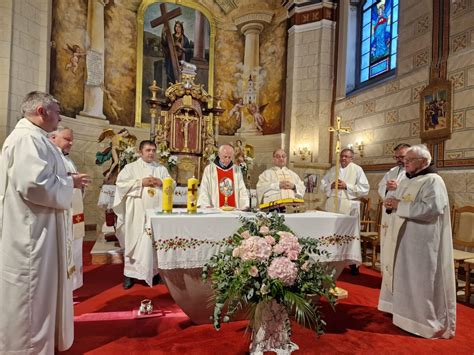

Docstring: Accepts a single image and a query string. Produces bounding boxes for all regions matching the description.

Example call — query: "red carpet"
[63,242,474,354]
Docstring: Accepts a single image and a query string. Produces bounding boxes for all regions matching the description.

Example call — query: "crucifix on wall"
[150,3,182,84]
[172,108,199,153]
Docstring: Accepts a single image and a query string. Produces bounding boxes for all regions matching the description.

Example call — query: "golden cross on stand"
[328,116,351,213]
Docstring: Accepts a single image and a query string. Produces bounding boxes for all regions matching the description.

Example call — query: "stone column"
[79,0,106,119]
[284,0,337,165]
[241,23,264,78]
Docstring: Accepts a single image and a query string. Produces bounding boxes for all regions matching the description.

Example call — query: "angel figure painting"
[228,98,244,127]
[96,128,138,184]
[248,103,267,134]
[64,44,86,74]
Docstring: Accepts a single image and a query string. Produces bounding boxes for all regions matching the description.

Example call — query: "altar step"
[90,232,124,265]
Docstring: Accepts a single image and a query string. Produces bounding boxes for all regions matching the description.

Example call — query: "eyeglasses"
[404,158,423,163]
[393,155,405,160]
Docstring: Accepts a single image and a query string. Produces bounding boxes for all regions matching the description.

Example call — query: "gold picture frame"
[135,0,216,128]
[419,79,452,144]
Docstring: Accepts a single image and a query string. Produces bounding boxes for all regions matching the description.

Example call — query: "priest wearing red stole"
[198,144,249,209]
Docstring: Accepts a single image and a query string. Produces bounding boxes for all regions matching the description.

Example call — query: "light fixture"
[355,141,364,157]
[293,146,312,161]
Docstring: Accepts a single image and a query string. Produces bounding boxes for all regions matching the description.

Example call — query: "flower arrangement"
[202,212,336,339]
[156,141,177,172]
[119,146,139,167]
[167,154,178,171]
[239,155,254,179]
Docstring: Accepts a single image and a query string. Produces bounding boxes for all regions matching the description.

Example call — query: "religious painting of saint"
[370,0,392,64]
[135,1,215,127]
[419,79,452,144]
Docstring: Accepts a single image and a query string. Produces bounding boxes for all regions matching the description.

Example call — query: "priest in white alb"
[0,91,90,354]
[113,140,173,289]
[198,144,249,209]
[320,148,369,216]
[256,149,305,204]
[379,144,456,339]
[49,127,85,290]
[377,143,409,293]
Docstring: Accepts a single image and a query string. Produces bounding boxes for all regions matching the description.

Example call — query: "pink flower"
[277,231,294,239]
[241,230,251,239]
[301,261,310,271]
[264,235,276,245]
[240,236,272,261]
[268,257,298,286]
[287,250,299,261]
[249,266,259,277]
[232,247,241,258]
[275,232,302,260]
[273,244,284,254]
[259,226,270,235]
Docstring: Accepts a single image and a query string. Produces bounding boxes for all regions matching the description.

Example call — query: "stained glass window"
[360,0,399,84]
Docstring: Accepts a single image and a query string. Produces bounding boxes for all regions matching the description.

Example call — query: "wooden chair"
[360,198,383,269]
[451,205,474,302]
[463,258,474,304]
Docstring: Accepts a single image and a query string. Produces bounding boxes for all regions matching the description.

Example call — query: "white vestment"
[113,159,171,286]
[0,119,75,354]
[378,173,456,339]
[197,163,250,209]
[320,162,369,216]
[377,165,407,285]
[256,166,305,204]
[60,152,85,291]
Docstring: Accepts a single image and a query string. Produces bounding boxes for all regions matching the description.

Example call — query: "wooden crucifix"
[328,116,351,213]
[150,3,181,83]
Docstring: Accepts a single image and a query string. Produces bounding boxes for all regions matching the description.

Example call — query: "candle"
[162,177,174,213]
[187,177,198,213]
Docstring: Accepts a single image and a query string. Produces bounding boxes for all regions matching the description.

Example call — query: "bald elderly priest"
[198,144,249,209]
[256,149,305,204]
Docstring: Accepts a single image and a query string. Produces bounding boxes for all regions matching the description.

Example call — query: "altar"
[147,209,360,324]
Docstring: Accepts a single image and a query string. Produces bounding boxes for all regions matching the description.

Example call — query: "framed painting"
[419,79,452,144]
[135,0,215,127]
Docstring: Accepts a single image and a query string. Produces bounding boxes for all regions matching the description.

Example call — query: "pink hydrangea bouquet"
[202,212,336,338]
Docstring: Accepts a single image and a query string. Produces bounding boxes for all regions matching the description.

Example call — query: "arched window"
[359,0,399,85]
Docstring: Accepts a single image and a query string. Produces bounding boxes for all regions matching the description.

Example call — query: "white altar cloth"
[146,209,360,324]
[148,209,360,270]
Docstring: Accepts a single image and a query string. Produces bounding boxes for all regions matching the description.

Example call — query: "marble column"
[241,23,264,78]
[79,0,106,119]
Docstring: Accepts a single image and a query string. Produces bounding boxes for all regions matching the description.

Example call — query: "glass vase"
[249,299,299,355]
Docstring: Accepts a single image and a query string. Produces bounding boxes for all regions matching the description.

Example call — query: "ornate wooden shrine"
[153,64,222,185]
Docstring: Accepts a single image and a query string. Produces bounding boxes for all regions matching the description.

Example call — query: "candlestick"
[187,177,198,214]
[162,177,174,213]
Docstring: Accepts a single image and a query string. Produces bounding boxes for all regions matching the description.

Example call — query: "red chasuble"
[216,166,236,207]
